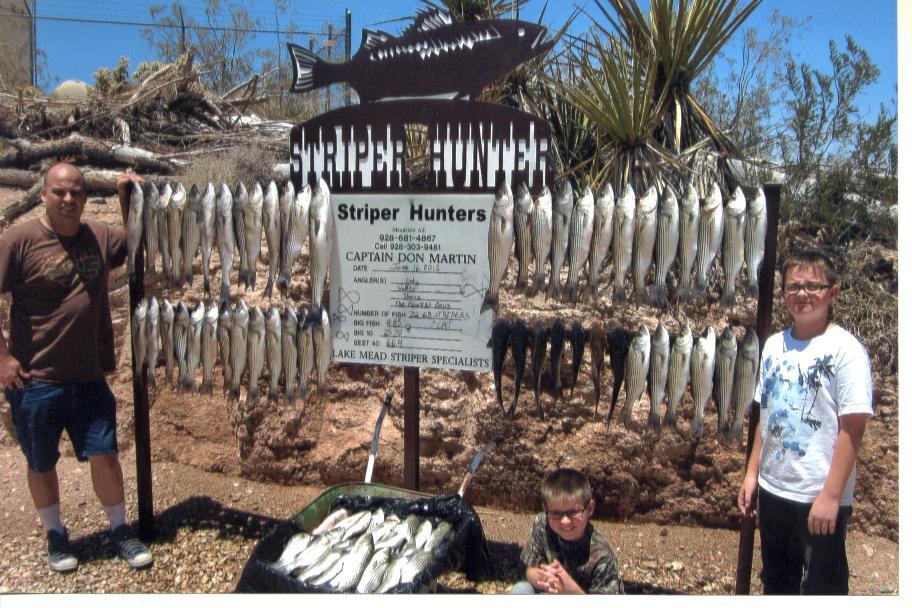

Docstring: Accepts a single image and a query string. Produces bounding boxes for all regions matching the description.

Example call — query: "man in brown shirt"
[0,163,153,572]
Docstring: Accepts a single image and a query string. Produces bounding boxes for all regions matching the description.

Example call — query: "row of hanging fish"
[483,180,767,310]
[130,296,332,402]
[272,507,452,593]
[125,177,334,305]
[489,317,761,443]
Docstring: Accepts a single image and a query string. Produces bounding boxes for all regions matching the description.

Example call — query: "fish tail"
[287,43,327,93]
[720,291,736,308]
[690,417,704,440]
[201,381,212,394]
[746,282,759,298]
[263,278,274,298]
[480,292,497,314]
[219,282,231,307]
[652,284,667,306]
[277,270,292,292]
[662,407,676,427]
[648,411,661,432]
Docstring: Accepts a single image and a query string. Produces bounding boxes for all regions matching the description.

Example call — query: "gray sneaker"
[110,524,154,569]
[47,528,78,572]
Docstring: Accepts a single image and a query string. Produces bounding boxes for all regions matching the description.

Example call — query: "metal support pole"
[127,250,155,541]
[403,366,419,490]
[345,9,352,106]
[734,182,781,594]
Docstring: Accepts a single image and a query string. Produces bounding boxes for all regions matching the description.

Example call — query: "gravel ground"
[0,444,898,596]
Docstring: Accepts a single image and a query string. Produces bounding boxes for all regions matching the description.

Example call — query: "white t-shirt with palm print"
[753,325,873,506]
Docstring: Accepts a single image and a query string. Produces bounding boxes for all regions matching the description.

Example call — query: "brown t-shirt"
[0,218,127,381]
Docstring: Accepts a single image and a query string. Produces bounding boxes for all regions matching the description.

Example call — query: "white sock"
[103,502,126,531]
[37,503,64,534]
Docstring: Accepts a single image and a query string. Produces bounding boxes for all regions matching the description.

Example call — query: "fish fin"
[287,43,324,93]
[220,282,231,307]
[648,412,661,432]
[403,9,453,36]
[690,418,704,440]
[746,283,759,298]
[720,291,735,308]
[263,278,274,298]
[361,28,392,50]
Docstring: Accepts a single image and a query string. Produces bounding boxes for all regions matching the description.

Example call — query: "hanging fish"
[186,301,205,391]
[652,185,679,305]
[312,306,332,392]
[489,318,512,414]
[173,301,190,391]
[568,320,588,399]
[229,299,250,401]
[647,323,670,431]
[713,325,738,437]
[200,182,217,298]
[695,182,723,299]
[265,305,283,401]
[586,183,614,300]
[126,181,144,279]
[663,325,693,427]
[246,305,266,402]
[130,297,148,382]
[549,317,566,400]
[281,306,299,403]
[530,321,549,419]
[689,325,716,440]
[728,328,760,445]
[297,305,315,397]
[217,302,233,391]
[721,187,747,307]
[549,181,573,300]
[233,182,250,288]
[182,183,203,285]
[606,326,632,428]
[620,324,650,427]
[508,318,529,417]
[262,181,281,297]
[513,183,533,290]
[157,182,172,281]
[744,186,767,298]
[674,182,700,301]
[201,301,219,394]
[482,182,514,313]
[279,180,295,272]
[142,182,160,280]
[167,182,186,287]
[564,186,595,303]
[243,182,264,290]
[589,321,606,413]
[215,183,235,305]
[145,296,160,388]
[160,298,175,385]
[529,186,552,297]
[280,185,312,292]
[632,185,658,302]
[310,178,334,306]
[612,183,636,303]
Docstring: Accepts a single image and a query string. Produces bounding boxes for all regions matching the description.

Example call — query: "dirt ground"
[0,183,900,595]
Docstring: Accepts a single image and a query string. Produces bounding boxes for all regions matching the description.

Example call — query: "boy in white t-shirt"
[737,249,873,594]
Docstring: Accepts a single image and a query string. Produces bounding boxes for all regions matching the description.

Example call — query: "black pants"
[758,487,852,594]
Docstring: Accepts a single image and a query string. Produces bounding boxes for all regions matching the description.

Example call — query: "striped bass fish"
[279,181,295,272]
[157,182,172,280]
[145,296,159,388]
[689,325,716,440]
[229,299,249,401]
[529,186,552,296]
[563,185,595,303]
[549,181,573,299]
[142,182,160,279]
[620,324,650,427]
[530,321,548,419]
[663,325,692,427]
[185,301,205,391]
[279,184,311,292]
[513,183,533,289]
[589,322,606,413]
[297,306,315,397]
[200,182,217,297]
[652,185,679,305]
[281,306,299,403]
[313,306,332,392]
[167,182,186,287]
[612,183,636,302]
[182,183,203,285]
[721,187,747,307]
[586,183,614,300]
[247,305,266,402]
[489,319,511,414]
[173,301,190,390]
[243,182,264,290]
[694,182,723,299]
[217,302,232,391]
[674,182,700,300]
[233,182,249,289]
[481,181,514,312]
[200,301,219,394]
[647,322,670,431]
[130,298,147,382]
[215,183,235,305]
[265,305,283,401]
[744,186,767,297]
[160,298,175,384]
[713,326,738,437]
[126,181,144,279]
[262,181,281,297]
[632,185,658,302]
[728,328,760,445]
[355,547,392,593]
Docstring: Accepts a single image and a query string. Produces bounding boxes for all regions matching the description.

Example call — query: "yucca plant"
[420,0,529,21]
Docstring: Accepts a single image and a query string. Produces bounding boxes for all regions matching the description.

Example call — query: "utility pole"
[345,9,352,106]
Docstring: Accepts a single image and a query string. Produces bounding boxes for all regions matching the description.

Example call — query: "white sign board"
[329,194,495,372]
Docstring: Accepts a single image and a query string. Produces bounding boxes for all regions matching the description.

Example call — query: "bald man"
[0,163,153,572]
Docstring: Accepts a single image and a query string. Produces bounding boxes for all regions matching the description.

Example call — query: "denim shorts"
[5,379,118,472]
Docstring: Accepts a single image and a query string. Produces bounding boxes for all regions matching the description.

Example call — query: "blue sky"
[32,0,897,120]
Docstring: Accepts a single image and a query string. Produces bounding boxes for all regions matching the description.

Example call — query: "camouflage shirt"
[519,512,624,594]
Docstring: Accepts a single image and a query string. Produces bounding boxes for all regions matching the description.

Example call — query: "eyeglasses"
[546,507,587,521]
[784,283,832,295]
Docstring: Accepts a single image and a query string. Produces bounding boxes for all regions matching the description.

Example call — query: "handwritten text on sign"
[329,194,494,372]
